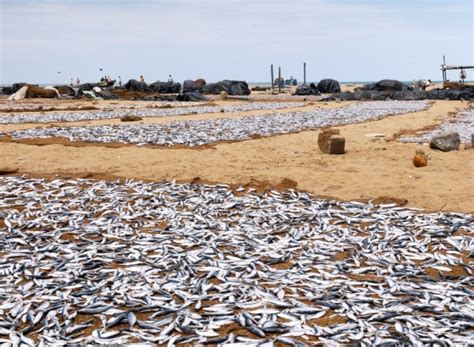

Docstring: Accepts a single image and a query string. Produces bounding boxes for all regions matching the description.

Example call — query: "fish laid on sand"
[0,176,472,345]
[3,101,429,146]
[0,102,304,124]
[400,108,473,144]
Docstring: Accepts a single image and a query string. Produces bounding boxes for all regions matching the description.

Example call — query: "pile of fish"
[400,108,474,144]
[0,176,472,345]
[0,101,204,113]
[0,102,304,124]
[3,101,429,146]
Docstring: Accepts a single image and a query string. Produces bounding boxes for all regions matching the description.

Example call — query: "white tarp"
[7,86,29,101]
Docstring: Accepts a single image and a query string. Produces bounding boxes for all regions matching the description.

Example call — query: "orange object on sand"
[413,150,428,167]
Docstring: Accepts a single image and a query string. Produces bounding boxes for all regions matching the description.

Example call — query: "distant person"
[460,69,466,83]
[70,78,73,87]
[139,75,145,83]
[414,79,431,91]
[118,76,122,87]
[76,78,80,85]
[168,74,173,83]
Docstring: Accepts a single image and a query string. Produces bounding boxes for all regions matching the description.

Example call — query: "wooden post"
[270,64,274,93]
[278,66,282,94]
[303,62,307,85]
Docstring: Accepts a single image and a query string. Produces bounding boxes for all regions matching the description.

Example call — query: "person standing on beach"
[118,76,122,87]
[168,75,173,83]
[140,75,145,83]
[460,69,466,83]
[70,78,73,87]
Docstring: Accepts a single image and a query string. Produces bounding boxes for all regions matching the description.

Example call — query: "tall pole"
[442,55,447,83]
[271,64,274,93]
[278,66,282,94]
[303,62,307,85]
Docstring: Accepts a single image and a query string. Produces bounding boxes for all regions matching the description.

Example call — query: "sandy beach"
[1,97,472,213]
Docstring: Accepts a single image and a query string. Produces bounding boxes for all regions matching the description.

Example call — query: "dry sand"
[0,98,472,213]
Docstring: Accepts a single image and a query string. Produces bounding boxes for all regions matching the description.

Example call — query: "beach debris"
[0,101,304,124]
[317,79,341,93]
[120,115,143,122]
[412,150,428,167]
[3,101,429,147]
[318,128,345,154]
[430,132,461,152]
[0,176,472,345]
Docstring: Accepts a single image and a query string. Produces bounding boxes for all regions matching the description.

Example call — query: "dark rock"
[430,133,461,152]
[202,80,250,95]
[124,79,150,92]
[149,81,181,93]
[361,79,412,92]
[183,79,207,93]
[317,79,341,93]
[176,92,208,101]
[294,84,320,96]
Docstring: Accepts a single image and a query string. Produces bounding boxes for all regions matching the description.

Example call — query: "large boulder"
[294,83,320,96]
[430,133,461,152]
[124,79,150,92]
[183,79,207,93]
[317,79,341,93]
[362,79,412,92]
[149,81,181,93]
[202,80,250,95]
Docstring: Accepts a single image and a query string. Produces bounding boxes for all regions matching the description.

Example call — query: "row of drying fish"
[3,101,429,146]
[0,101,204,113]
[400,108,473,144]
[0,102,304,124]
[0,176,472,345]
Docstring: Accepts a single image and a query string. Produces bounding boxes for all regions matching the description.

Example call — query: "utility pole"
[270,64,274,93]
[303,62,307,85]
[278,66,282,94]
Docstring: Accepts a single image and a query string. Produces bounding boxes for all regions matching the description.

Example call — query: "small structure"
[441,55,473,83]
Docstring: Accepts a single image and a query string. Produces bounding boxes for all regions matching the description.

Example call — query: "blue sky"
[0,0,472,84]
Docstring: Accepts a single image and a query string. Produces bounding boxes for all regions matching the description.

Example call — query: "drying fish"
[0,176,472,345]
